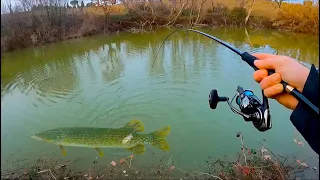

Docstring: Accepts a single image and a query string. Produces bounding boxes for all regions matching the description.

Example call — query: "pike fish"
[31,120,171,157]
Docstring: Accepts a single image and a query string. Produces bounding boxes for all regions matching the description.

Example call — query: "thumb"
[254,58,280,70]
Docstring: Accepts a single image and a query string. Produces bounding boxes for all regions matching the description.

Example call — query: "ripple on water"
[4,80,18,93]
[49,89,74,99]
[87,76,190,125]
[2,28,318,175]
[32,86,76,107]
[91,91,151,124]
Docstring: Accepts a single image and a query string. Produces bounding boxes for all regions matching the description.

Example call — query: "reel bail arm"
[209,86,271,132]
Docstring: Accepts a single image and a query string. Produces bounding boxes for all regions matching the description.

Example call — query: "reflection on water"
[1,27,319,176]
[1,28,318,99]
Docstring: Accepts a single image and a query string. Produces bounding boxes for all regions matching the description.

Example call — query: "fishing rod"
[152,28,319,132]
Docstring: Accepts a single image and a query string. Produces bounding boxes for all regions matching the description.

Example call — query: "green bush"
[228,7,247,26]
[181,8,193,16]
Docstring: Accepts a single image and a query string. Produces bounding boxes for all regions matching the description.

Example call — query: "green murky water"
[1,27,319,177]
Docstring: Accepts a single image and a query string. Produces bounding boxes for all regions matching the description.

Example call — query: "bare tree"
[5,0,14,13]
[245,0,255,25]
[18,0,36,11]
[213,1,228,26]
[274,0,284,8]
[194,0,208,25]
[165,0,187,26]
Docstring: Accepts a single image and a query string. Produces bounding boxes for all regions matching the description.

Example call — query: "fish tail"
[149,126,171,151]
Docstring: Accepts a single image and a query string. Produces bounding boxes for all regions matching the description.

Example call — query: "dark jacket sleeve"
[290,64,319,155]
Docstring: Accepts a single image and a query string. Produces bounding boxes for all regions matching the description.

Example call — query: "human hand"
[253,53,310,110]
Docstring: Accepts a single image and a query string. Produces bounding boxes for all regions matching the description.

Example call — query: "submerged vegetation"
[1,0,319,53]
[2,132,318,180]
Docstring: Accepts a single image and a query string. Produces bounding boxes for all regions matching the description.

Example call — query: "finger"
[253,69,268,83]
[252,53,278,60]
[263,83,284,98]
[254,58,281,70]
[273,93,298,110]
[260,73,282,90]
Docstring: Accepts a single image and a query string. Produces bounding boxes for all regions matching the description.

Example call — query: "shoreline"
[2,134,317,180]
[1,1,318,53]
[1,23,317,54]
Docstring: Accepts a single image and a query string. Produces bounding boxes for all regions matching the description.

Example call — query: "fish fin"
[150,126,171,151]
[123,120,145,132]
[94,148,104,157]
[126,144,145,155]
[59,145,67,156]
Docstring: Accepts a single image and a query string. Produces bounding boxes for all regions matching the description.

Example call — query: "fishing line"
[151,28,250,91]
[151,28,242,72]
[151,29,184,71]
[150,28,319,116]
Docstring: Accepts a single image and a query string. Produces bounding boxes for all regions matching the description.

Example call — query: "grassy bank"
[2,132,317,180]
[1,0,319,53]
[2,133,317,180]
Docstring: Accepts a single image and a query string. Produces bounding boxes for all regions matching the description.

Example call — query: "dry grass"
[1,155,177,180]
[1,0,318,53]
[2,133,316,180]
[84,5,127,16]
[211,0,275,17]
[203,132,313,180]
[271,1,319,34]
[163,0,275,17]
[82,0,276,18]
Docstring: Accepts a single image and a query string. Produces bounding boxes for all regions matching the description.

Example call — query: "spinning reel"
[157,29,318,132]
[209,87,271,132]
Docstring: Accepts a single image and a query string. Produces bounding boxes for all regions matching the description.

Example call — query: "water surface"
[1,27,319,177]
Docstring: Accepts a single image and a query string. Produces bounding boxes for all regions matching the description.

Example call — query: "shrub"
[181,8,193,16]
[228,7,247,26]
[272,0,319,35]
[108,4,126,14]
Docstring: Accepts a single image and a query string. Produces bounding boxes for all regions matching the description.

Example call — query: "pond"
[1,27,319,178]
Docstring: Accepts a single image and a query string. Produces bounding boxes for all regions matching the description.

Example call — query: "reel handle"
[209,89,228,109]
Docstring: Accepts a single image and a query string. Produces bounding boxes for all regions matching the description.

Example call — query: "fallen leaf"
[264,155,271,160]
[300,162,308,167]
[242,166,250,176]
[297,142,304,146]
[261,148,267,153]
[120,159,126,164]
[296,160,301,164]
[169,165,175,171]
[110,161,116,166]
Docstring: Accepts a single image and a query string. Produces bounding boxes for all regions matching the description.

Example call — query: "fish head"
[31,131,55,143]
